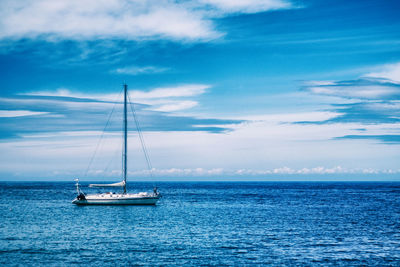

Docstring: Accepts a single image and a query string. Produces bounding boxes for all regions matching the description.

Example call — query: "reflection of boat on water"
[72,84,161,205]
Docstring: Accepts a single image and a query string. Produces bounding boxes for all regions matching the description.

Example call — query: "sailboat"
[72,84,161,205]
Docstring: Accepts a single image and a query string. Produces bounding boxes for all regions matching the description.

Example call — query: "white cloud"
[77,166,400,178]
[0,110,49,117]
[306,83,400,100]
[151,100,198,112]
[131,84,208,111]
[199,0,292,13]
[234,166,396,175]
[0,0,292,42]
[364,62,400,83]
[113,65,169,75]
[26,88,78,98]
[91,165,397,177]
[0,0,218,41]
[236,111,342,123]
[131,84,209,99]
[130,167,224,176]
[304,80,336,86]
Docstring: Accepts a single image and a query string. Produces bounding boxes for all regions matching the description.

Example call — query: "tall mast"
[123,84,128,194]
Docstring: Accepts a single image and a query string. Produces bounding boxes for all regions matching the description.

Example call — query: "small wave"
[233,249,248,254]
[220,246,238,249]
[2,237,20,241]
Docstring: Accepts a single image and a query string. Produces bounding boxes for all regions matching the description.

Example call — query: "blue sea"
[0,181,399,266]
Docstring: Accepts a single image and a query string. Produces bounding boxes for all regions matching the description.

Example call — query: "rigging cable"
[127,93,154,178]
[84,88,123,177]
[104,141,122,176]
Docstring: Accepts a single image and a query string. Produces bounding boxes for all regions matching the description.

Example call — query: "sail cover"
[89,180,125,188]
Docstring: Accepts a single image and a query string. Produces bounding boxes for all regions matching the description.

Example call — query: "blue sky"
[1,0,400,181]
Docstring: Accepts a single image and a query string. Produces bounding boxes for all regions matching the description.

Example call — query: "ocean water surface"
[0,181,399,266]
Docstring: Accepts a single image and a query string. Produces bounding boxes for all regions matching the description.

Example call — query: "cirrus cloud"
[113,65,170,75]
[304,78,400,101]
[300,62,400,143]
[304,62,400,101]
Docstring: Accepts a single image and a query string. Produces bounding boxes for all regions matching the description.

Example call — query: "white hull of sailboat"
[72,193,160,205]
